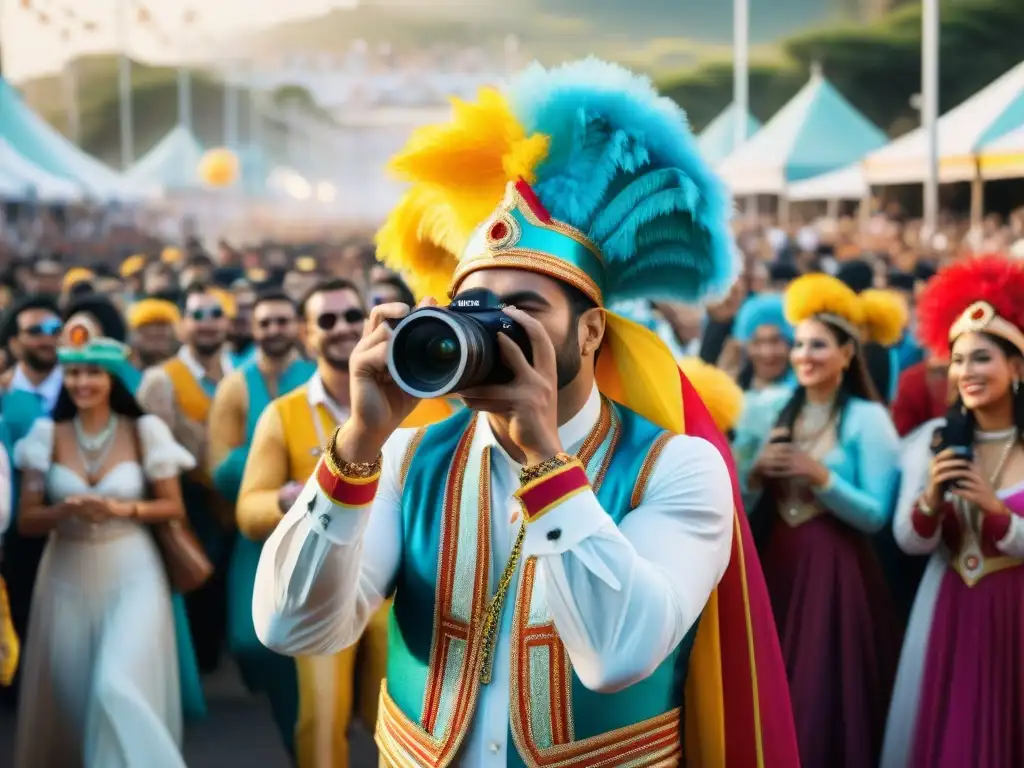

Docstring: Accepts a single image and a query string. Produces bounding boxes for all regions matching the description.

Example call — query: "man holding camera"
[254,60,797,767]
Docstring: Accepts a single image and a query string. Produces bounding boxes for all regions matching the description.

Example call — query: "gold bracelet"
[519,452,574,484]
[917,495,935,516]
[324,426,383,480]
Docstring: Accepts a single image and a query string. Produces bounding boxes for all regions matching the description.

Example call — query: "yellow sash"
[163,357,213,425]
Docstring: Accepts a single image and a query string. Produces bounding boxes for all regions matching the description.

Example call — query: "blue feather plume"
[507,58,737,304]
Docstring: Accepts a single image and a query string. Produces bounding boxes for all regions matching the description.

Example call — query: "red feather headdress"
[916,255,1024,358]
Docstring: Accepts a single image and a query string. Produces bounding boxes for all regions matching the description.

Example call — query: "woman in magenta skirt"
[884,255,1024,767]
[733,273,902,767]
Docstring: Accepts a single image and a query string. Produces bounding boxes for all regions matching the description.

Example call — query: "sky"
[1,0,356,81]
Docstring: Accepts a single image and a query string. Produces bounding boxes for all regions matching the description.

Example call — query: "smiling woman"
[885,256,1024,768]
[732,272,902,768]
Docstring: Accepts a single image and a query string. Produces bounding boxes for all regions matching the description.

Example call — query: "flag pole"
[922,0,939,236]
[117,0,134,168]
[733,0,753,219]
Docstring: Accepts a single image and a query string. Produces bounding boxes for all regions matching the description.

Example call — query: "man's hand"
[336,298,438,463]
[460,306,563,465]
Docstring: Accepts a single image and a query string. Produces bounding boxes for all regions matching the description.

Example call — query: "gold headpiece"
[950,301,1024,355]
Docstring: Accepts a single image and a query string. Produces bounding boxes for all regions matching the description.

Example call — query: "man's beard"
[259,336,294,360]
[321,350,350,371]
[554,327,583,390]
[23,349,57,373]
[193,340,223,358]
[138,348,170,368]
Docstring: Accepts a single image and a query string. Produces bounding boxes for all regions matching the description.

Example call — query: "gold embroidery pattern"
[509,567,682,766]
[415,421,492,765]
[400,427,428,488]
[629,432,672,509]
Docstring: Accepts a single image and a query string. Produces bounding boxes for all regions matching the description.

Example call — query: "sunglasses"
[258,316,294,330]
[22,319,63,337]
[187,307,224,321]
[316,309,365,330]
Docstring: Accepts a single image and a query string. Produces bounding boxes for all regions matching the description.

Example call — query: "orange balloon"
[198,148,240,188]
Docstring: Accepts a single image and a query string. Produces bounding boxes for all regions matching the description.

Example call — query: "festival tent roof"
[787,163,867,201]
[864,60,1024,185]
[0,77,134,200]
[125,125,205,194]
[0,138,80,200]
[978,124,1024,180]
[698,103,761,166]
[717,68,887,196]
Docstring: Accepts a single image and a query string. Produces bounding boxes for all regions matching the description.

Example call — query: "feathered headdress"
[678,358,745,433]
[916,255,1024,357]
[377,58,735,307]
[734,293,793,345]
[859,288,908,347]
[784,272,864,341]
[376,58,798,768]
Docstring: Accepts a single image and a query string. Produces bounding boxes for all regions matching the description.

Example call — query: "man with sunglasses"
[208,290,314,737]
[0,296,64,412]
[0,296,52,705]
[138,283,236,673]
[237,278,449,765]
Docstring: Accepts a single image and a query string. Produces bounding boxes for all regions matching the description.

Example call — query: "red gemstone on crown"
[971,307,985,320]
[489,221,509,241]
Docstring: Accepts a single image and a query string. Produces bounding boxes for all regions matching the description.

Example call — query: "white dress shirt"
[177,345,234,389]
[9,365,63,413]
[253,384,734,766]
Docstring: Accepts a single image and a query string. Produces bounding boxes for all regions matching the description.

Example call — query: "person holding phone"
[733,272,902,768]
[883,256,1024,768]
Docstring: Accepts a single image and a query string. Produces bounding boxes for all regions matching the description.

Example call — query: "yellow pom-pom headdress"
[678,358,744,433]
[127,299,182,329]
[120,254,146,279]
[784,273,864,341]
[859,288,908,347]
[62,268,94,293]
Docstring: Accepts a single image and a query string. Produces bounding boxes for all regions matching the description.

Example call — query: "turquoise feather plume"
[507,57,737,304]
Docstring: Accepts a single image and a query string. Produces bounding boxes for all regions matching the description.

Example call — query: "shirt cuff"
[520,487,611,558]
[306,457,377,546]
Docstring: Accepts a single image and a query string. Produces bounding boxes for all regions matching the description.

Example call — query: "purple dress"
[885,437,1024,768]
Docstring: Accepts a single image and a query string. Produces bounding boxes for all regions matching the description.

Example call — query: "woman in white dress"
[12,335,198,768]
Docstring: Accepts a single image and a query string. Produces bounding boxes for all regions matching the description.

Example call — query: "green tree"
[661,0,1024,136]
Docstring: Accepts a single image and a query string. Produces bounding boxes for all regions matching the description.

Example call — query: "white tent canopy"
[125,125,205,196]
[978,124,1024,180]
[864,60,1024,185]
[0,138,80,200]
[718,69,886,196]
[787,163,867,201]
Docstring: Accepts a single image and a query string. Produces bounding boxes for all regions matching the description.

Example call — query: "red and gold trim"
[315,456,380,508]
[508,563,682,766]
[515,460,591,523]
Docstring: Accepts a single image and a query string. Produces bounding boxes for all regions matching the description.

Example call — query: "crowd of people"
[1,57,1024,768]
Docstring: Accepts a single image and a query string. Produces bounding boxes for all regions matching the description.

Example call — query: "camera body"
[387,288,533,398]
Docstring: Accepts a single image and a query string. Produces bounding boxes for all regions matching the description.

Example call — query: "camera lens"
[388,309,492,397]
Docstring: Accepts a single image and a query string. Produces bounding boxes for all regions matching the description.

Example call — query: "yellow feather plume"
[375,87,550,299]
[859,288,908,347]
[784,273,864,329]
[678,358,745,433]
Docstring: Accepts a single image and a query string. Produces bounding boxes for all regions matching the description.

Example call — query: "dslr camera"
[387,288,533,398]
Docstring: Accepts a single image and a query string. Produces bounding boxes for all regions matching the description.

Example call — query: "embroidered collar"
[476,383,602,468]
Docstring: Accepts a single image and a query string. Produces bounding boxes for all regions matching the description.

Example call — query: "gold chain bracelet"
[519,452,573,484]
[324,426,382,479]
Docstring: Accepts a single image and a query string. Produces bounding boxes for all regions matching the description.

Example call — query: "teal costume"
[220,356,313,750]
[385,403,700,765]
